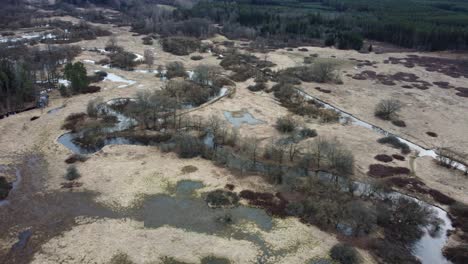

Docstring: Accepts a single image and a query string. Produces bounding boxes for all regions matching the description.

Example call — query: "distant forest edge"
[54,0,468,51]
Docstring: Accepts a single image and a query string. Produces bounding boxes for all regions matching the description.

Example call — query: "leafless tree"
[143,49,154,69]
[375,99,402,120]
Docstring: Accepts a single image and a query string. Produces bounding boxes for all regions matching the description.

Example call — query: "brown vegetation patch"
[315,87,331,94]
[426,131,438,137]
[61,112,87,131]
[392,154,405,161]
[428,189,456,205]
[455,87,468,98]
[443,246,468,264]
[391,120,406,127]
[224,184,235,191]
[239,190,288,217]
[352,70,430,88]
[60,182,83,189]
[388,55,468,79]
[367,164,410,178]
[433,81,453,89]
[374,154,393,163]
[64,154,88,164]
[181,165,198,174]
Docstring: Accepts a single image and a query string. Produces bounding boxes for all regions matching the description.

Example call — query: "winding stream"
[296,89,467,172]
[57,101,453,264]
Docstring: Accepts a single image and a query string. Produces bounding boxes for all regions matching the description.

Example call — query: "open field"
[1,6,468,264]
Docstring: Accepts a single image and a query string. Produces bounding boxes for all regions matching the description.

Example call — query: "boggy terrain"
[1,6,468,264]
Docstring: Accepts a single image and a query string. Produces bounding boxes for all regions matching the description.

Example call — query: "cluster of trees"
[0,44,82,115]
[63,62,90,94]
[0,59,35,115]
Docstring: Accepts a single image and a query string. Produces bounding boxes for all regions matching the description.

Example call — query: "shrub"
[142,36,153,45]
[0,177,12,200]
[330,244,360,264]
[181,165,198,174]
[81,85,101,94]
[65,154,88,164]
[62,112,87,131]
[247,82,267,92]
[205,190,239,208]
[375,99,402,120]
[367,164,410,178]
[374,154,393,163]
[190,55,203,61]
[299,128,318,138]
[166,62,187,79]
[200,256,231,264]
[109,51,137,70]
[276,116,297,133]
[173,133,204,158]
[392,154,405,161]
[319,108,340,123]
[64,165,80,181]
[59,84,70,97]
[161,37,201,55]
[377,136,410,154]
[428,189,456,205]
[86,97,103,118]
[108,252,134,264]
[160,256,190,264]
[391,119,406,127]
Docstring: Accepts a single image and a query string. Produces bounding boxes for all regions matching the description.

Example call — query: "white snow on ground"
[58,79,71,87]
[0,33,56,43]
[83,60,95,64]
[103,73,136,88]
[134,53,144,62]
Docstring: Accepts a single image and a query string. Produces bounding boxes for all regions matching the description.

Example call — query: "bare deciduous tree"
[143,49,154,69]
[375,99,402,120]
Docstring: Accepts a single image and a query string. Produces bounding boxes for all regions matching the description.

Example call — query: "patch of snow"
[134,53,144,62]
[104,73,136,88]
[83,59,95,64]
[58,79,70,87]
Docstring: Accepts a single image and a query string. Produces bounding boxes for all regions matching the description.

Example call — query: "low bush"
[428,189,456,205]
[181,165,198,174]
[330,243,360,264]
[81,85,101,94]
[109,51,137,70]
[205,189,239,208]
[65,154,88,164]
[142,36,153,45]
[86,97,103,118]
[200,256,231,264]
[391,119,406,127]
[319,108,340,123]
[190,55,203,61]
[62,112,87,131]
[0,177,12,200]
[64,165,81,181]
[108,252,134,264]
[374,154,393,163]
[173,133,204,158]
[392,154,405,161]
[276,116,297,133]
[299,128,318,138]
[426,131,438,137]
[161,37,201,56]
[166,62,187,79]
[375,99,402,120]
[247,82,267,92]
[367,164,410,178]
[377,136,410,154]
